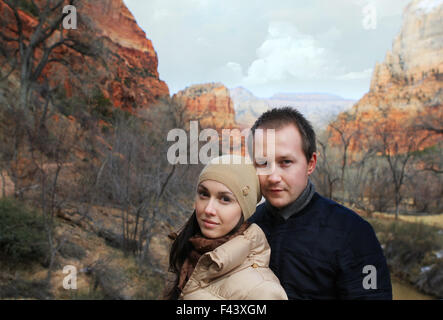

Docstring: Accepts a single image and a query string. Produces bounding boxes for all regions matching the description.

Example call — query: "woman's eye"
[221,196,231,203]
[255,160,267,167]
[198,191,209,197]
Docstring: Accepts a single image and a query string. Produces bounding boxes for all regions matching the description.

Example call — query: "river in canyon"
[392,277,435,300]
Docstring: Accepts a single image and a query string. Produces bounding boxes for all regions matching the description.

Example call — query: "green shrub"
[59,240,87,260]
[90,88,113,121]
[367,217,443,282]
[0,278,52,299]
[0,199,48,265]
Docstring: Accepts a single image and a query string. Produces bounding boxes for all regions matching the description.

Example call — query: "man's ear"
[307,152,317,175]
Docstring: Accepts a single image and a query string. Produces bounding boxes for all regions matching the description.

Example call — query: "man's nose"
[267,169,282,184]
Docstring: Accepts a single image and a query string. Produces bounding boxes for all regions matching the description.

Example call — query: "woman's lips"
[202,219,219,229]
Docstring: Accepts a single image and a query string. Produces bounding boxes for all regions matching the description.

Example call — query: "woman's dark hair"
[163,210,244,300]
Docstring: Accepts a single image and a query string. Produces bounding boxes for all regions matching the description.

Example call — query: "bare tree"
[345,148,378,214]
[96,100,199,269]
[0,0,99,112]
[371,109,432,219]
[313,131,340,200]
[328,111,360,200]
[28,114,83,284]
[0,0,104,201]
[414,102,443,135]
[414,102,443,175]
[364,163,394,214]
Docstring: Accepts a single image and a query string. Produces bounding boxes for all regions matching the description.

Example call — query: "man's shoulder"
[250,193,372,231]
[248,202,268,223]
[311,194,382,258]
[311,193,372,231]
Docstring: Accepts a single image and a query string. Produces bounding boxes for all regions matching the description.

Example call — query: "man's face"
[254,124,317,209]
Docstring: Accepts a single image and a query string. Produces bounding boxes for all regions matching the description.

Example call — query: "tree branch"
[0,30,19,42]
[3,0,25,56]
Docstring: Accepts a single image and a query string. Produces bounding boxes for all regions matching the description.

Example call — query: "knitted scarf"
[177,221,251,292]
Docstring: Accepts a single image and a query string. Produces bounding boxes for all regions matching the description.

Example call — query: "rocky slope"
[0,0,169,112]
[353,0,442,115]
[330,0,442,149]
[78,0,170,109]
[0,198,171,300]
[371,0,443,92]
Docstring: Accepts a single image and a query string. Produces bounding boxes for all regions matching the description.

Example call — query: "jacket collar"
[182,223,270,291]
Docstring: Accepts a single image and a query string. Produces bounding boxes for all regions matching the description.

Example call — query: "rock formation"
[332,0,442,145]
[371,0,443,91]
[172,83,237,129]
[79,0,170,109]
[0,0,169,112]
[362,0,443,113]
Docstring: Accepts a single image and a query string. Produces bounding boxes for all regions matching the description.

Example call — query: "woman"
[165,155,287,300]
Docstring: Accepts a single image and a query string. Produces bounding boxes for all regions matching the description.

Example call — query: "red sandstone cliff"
[359,0,443,115]
[172,83,237,129]
[329,0,442,152]
[0,0,169,112]
[80,0,169,109]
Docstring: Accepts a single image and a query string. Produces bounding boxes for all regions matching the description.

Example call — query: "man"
[248,107,392,299]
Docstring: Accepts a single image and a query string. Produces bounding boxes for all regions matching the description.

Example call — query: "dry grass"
[372,212,443,229]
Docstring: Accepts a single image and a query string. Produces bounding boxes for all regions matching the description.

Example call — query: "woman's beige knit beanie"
[197,155,261,220]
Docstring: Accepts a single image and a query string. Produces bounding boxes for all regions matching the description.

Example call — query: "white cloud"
[241,22,335,86]
[336,68,373,80]
[414,0,443,13]
[226,62,243,76]
[123,0,409,99]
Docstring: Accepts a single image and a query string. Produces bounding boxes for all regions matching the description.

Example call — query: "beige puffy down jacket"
[180,223,288,300]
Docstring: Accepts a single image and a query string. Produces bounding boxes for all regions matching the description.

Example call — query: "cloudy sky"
[123,0,411,100]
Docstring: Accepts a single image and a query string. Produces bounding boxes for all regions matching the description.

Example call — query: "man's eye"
[282,160,292,165]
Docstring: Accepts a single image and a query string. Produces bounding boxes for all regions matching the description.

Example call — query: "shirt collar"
[265,179,316,220]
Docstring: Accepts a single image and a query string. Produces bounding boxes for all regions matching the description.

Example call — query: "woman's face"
[195,180,242,239]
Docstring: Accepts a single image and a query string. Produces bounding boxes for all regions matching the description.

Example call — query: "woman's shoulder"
[241,223,271,259]
[243,223,267,243]
[226,266,288,299]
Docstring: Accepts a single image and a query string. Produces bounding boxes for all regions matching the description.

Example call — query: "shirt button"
[251,263,258,268]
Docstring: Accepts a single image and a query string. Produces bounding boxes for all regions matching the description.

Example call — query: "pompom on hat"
[197,155,261,220]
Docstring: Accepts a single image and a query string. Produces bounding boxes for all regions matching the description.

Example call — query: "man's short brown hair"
[250,106,316,162]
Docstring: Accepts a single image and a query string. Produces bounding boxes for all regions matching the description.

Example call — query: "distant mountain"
[229,87,270,129]
[230,87,355,129]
